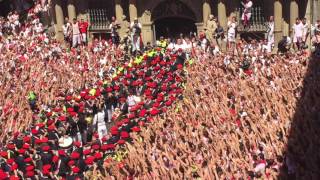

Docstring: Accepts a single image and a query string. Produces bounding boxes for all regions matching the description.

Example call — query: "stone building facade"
[50,0,319,44]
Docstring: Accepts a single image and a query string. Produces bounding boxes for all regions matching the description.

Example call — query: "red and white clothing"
[241,1,253,22]
[79,21,89,43]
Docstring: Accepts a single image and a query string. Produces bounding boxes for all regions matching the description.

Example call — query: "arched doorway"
[152,0,197,39]
[154,17,196,39]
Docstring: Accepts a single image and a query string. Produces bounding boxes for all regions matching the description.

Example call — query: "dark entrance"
[154,17,196,39]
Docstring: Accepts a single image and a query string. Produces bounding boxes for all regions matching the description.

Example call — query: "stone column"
[305,0,312,48]
[218,0,227,29]
[115,0,124,21]
[218,0,227,52]
[67,0,76,20]
[55,0,64,41]
[203,0,211,26]
[142,22,154,44]
[290,0,299,35]
[129,0,138,23]
[274,0,283,47]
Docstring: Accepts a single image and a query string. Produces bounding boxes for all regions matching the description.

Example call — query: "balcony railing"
[236,6,268,32]
[89,9,111,31]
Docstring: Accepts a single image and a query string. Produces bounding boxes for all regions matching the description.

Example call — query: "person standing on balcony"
[292,18,304,50]
[227,16,238,53]
[109,16,120,46]
[266,16,274,53]
[79,18,89,46]
[301,18,309,49]
[71,18,81,48]
[206,15,217,44]
[241,0,253,30]
[63,17,71,47]
[130,18,142,53]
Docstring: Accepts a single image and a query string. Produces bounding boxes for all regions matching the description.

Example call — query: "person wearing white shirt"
[301,18,309,46]
[292,18,304,50]
[227,16,238,51]
[266,16,274,51]
[130,18,142,52]
[241,0,253,29]
[71,18,81,48]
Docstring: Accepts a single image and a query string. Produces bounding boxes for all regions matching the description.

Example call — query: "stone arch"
[141,0,202,22]
[151,0,196,21]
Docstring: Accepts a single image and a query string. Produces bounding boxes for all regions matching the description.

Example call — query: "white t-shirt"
[293,23,304,37]
[228,21,237,34]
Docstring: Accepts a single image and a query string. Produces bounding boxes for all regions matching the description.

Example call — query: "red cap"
[83,149,91,155]
[42,145,50,151]
[58,150,66,156]
[23,136,31,143]
[24,157,32,163]
[31,129,38,135]
[0,151,8,158]
[18,149,26,154]
[7,144,15,150]
[94,152,102,159]
[85,156,95,165]
[41,137,48,143]
[71,152,80,159]
[73,141,81,147]
[26,171,34,177]
[25,165,34,171]
[72,167,80,173]
[117,139,126,145]
[65,96,72,101]
[92,144,100,150]
[131,126,141,132]
[120,131,129,139]
[68,160,75,166]
[58,116,67,121]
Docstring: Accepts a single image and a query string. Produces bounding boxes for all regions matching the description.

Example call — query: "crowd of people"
[0,0,319,179]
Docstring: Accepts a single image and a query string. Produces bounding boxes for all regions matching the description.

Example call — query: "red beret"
[24,157,32,163]
[23,136,31,143]
[18,149,26,154]
[46,111,53,117]
[65,96,72,101]
[131,126,141,132]
[35,139,42,144]
[31,129,38,135]
[110,126,118,132]
[93,133,99,138]
[111,130,119,136]
[80,90,87,98]
[120,131,129,139]
[165,101,173,106]
[43,169,50,175]
[52,155,59,163]
[72,167,80,173]
[94,152,102,159]
[42,145,50,151]
[58,116,67,121]
[41,137,48,143]
[47,119,55,125]
[26,171,34,177]
[68,160,75,166]
[67,107,74,113]
[43,164,51,170]
[117,139,126,145]
[73,141,81,147]
[47,125,56,131]
[0,151,8,158]
[0,171,8,179]
[7,159,14,165]
[25,165,34,171]
[139,109,147,117]
[85,156,95,165]
[106,87,113,93]
[10,163,18,171]
[150,108,159,116]
[101,137,107,142]
[128,113,135,119]
[122,118,130,124]
[83,149,91,155]
[9,175,19,180]
[58,150,66,156]
[71,152,80,159]
[70,111,78,117]
[92,144,100,150]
